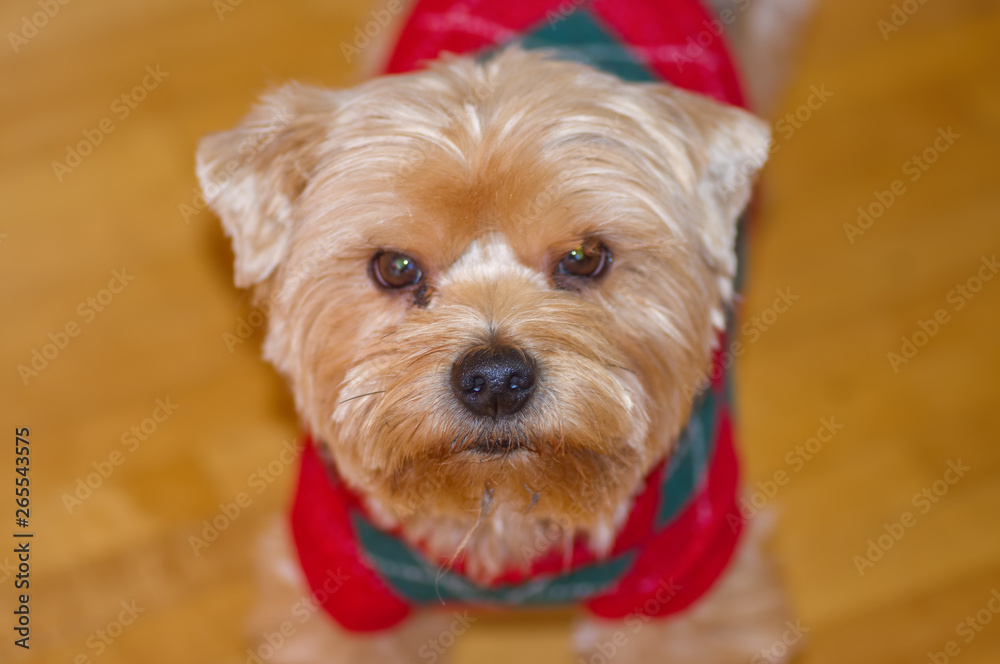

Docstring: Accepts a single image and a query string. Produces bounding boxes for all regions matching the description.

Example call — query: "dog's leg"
[346,0,418,83]
[572,513,799,664]
[706,0,816,115]
[249,517,456,664]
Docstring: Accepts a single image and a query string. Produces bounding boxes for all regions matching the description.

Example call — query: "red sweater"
[290,0,748,632]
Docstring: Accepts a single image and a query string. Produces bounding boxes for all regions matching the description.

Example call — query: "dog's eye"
[372,251,424,289]
[556,240,612,279]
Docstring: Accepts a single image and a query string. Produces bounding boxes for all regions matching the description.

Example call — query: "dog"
[197,0,810,661]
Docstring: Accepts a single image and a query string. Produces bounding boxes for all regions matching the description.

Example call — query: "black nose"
[451,345,537,418]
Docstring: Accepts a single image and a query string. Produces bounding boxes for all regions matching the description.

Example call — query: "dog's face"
[198,49,769,539]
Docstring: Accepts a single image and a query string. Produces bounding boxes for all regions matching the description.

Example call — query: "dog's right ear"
[196,83,338,287]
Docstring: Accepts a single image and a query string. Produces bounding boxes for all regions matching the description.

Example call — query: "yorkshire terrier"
[197,0,811,661]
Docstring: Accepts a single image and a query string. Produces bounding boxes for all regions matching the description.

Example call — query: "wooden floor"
[2,0,999,662]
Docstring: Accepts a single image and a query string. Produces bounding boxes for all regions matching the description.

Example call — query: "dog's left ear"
[196,83,338,288]
[646,85,772,288]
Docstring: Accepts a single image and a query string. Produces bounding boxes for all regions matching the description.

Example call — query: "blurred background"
[1,0,999,662]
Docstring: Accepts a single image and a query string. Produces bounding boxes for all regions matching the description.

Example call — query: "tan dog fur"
[199,46,793,663]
